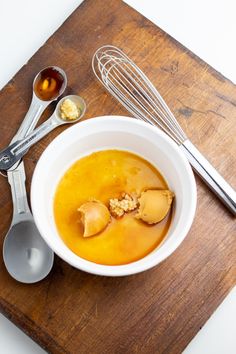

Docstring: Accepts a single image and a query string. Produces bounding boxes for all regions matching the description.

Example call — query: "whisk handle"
[180,140,236,215]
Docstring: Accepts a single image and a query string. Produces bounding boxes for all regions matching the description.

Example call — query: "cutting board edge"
[0,0,235,353]
[0,296,67,354]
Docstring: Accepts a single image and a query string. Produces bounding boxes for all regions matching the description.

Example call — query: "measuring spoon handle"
[11,94,49,143]
[0,117,60,171]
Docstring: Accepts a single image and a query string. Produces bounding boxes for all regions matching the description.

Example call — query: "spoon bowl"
[3,216,54,283]
[54,94,86,124]
[33,66,67,101]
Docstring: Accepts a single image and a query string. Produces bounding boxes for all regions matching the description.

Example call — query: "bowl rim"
[31,115,197,276]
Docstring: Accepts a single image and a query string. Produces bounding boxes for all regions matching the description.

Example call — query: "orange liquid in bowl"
[53,150,172,265]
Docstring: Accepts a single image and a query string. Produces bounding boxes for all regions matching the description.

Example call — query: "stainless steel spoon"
[11,66,67,145]
[3,164,54,283]
[0,95,86,171]
[3,66,67,283]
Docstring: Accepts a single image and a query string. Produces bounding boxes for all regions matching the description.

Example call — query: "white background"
[0,0,235,353]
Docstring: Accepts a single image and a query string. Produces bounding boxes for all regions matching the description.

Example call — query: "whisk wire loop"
[92,45,187,144]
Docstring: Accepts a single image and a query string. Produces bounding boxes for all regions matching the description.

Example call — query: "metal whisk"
[92,45,236,214]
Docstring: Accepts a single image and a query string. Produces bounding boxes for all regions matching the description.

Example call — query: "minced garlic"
[109,193,138,218]
[60,98,80,120]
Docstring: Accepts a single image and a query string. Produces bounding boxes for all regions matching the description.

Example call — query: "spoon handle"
[6,94,52,219]
[0,118,59,170]
[11,94,49,144]
[8,162,31,218]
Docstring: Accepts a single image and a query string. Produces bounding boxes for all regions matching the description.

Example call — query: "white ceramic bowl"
[31,116,197,276]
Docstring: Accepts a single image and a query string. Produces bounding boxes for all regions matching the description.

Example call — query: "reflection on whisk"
[92,45,236,214]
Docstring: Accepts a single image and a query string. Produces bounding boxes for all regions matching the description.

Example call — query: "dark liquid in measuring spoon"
[34,67,65,101]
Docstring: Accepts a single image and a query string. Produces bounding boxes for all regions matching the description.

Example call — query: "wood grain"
[0,0,235,353]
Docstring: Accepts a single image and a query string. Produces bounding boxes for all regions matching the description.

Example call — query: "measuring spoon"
[3,66,67,283]
[0,95,86,171]
[11,66,67,145]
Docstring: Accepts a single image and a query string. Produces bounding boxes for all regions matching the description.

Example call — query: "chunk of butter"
[78,200,111,237]
[135,190,174,224]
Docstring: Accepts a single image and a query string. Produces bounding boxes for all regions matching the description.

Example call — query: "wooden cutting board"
[0,0,235,353]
